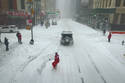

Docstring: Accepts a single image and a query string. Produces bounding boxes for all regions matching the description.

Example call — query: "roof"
[62,31,73,34]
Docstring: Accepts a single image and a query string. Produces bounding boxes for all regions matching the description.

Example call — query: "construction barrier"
[111,31,125,34]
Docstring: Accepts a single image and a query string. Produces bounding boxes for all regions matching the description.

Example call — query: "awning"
[93,8,116,14]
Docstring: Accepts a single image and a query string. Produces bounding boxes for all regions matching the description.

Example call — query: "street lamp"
[0,33,1,43]
[27,0,34,45]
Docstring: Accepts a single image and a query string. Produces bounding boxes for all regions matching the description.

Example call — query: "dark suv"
[60,31,73,46]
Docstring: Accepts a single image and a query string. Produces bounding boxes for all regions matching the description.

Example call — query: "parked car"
[0,25,18,33]
[60,31,73,46]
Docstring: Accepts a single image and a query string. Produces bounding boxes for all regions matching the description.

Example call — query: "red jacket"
[108,32,112,39]
[18,33,22,40]
[52,53,60,68]
[55,53,59,63]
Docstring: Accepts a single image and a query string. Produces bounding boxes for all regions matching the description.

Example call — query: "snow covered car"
[60,31,73,46]
[0,25,18,33]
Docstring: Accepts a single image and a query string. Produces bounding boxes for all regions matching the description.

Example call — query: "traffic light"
[31,8,34,16]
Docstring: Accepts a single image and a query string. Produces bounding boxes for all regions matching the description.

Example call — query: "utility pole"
[0,33,1,43]
[35,0,41,24]
[27,0,34,45]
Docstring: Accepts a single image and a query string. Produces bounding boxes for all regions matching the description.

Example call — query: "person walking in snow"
[41,20,44,26]
[4,37,9,51]
[108,32,112,42]
[52,52,60,69]
[0,33,1,43]
[16,32,20,42]
[103,29,106,36]
[45,20,50,29]
[16,32,22,44]
[122,40,124,45]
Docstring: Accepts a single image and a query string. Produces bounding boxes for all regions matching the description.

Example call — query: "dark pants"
[5,44,9,51]
[103,30,106,35]
[108,38,110,42]
[18,38,22,44]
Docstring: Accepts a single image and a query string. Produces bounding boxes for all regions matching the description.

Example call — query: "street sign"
[27,19,32,26]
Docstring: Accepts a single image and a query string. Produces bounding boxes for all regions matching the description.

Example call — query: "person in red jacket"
[52,52,60,69]
[16,32,22,44]
[108,32,112,42]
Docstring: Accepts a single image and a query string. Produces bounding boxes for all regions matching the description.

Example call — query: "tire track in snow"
[9,41,58,83]
[19,41,56,72]
[37,56,53,75]
[81,77,84,83]
[88,54,107,83]
[69,50,85,83]
[78,65,81,73]
[77,64,85,83]
[63,20,85,83]
[78,65,84,83]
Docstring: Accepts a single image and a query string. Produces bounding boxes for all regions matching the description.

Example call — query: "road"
[0,19,125,83]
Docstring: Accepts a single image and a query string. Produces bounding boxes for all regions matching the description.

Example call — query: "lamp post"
[27,0,34,45]
[0,33,1,43]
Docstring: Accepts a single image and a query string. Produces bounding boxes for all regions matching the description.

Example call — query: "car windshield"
[62,34,72,38]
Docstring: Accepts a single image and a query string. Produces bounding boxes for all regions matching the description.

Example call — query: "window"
[21,0,25,9]
[123,0,125,6]
[8,0,13,9]
[113,14,119,24]
[116,0,121,7]
[0,0,1,8]
[120,14,125,24]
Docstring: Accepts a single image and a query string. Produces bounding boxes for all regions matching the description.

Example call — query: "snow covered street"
[0,19,125,83]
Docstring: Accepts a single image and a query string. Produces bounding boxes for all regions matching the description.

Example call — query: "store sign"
[7,11,30,17]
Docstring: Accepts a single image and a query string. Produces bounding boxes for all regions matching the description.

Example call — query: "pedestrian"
[122,40,124,45]
[0,33,1,43]
[45,21,48,29]
[54,52,60,63]
[16,32,22,44]
[41,20,44,26]
[18,32,22,44]
[103,29,106,36]
[4,37,9,51]
[16,31,20,43]
[108,32,112,42]
[45,20,50,29]
[52,52,60,69]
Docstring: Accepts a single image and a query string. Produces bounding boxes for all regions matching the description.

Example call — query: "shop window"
[123,0,125,6]
[21,0,25,9]
[120,14,125,24]
[0,0,1,8]
[113,14,119,24]
[8,0,13,9]
[116,0,121,7]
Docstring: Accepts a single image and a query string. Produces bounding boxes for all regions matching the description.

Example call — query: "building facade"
[91,0,125,30]
[0,0,30,27]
